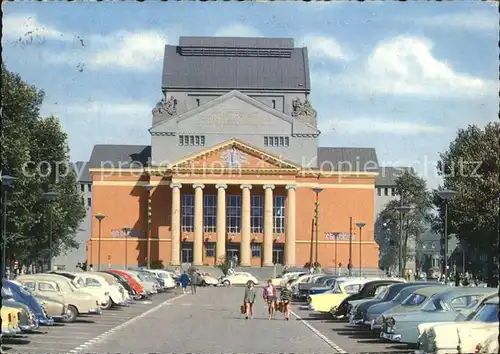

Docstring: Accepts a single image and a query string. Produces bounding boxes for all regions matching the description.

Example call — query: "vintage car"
[144,269,177,289]
[308,277,338,295]
[3,280,55,325]
[108,269,146,298]
[350,282,430,326]
[16,274,102,322]
[71,271,129,307]
[49,271,109,307]
[102,270,140,298]
[1,304,21,335]
[308,278,370,313]
[220,271,259,286]
[2,298,38,332]
[88,271,132,303]
[475,327,499,354]
[379,287,496,344]
[270,271,307,287]
[334,279,403,318]
[416,295,499,354]
[297,275,336,299]
[291,274,324,297]
[124,270,160,294]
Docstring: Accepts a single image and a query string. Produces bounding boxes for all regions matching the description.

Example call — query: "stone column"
[285,185,296,266]
[193,183,204,266]
[240,184,252,267]
[170,183,182,266]
[263,184,275,267]
[215,184,227,261]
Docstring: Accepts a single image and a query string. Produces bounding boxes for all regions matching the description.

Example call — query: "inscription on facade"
[111,229,142,238]
[199,110,273,126]
[325,232,355,241]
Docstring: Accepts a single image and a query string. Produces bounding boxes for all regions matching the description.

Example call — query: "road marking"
[66,293,185,354]
[290,309,347,354]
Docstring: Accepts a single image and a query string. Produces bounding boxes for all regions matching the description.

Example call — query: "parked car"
[297,275,337,300]
[291,274,323,298]
[108,270,147,298]
[308,277,339,295]
[144,269,176,289]
[2,298,38,332]
[379,287,496,344]
[88,271,132,303]
[102,270,141,299]
[279,272,308,288]
[123,270,159,294]
[73,272,129,307]
[16,274,102,322]
[49,271,109,308]
[220,271,258,286]
[1,304,21,335]
[308,278,370,313]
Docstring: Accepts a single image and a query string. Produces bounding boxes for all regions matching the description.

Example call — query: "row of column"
[170,183,296,267]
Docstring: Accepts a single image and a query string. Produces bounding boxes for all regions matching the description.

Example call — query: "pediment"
[171,139,300,170]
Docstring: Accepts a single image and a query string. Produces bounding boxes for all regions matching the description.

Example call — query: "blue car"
[308,278,337,295]
[2,280,54,325]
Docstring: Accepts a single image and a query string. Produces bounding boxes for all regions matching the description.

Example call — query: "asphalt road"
[3,287,417,353]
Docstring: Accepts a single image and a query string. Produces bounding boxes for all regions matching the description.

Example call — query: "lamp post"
[1,175,16,279]
[95,213,105,271]
[312,187,323,266]
[396,205,411,278]
[145,184,152,269]
[43,191,59,271]
[348,216,353,276]
[356,222,366,277]
[437,189,457,282]
[122,226,131,270]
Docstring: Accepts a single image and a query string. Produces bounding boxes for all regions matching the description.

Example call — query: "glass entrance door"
[181,242,193,264]
[272,244,284,265]
[227,242,240,266]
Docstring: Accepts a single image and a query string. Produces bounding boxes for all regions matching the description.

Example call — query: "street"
[4,286,416,353]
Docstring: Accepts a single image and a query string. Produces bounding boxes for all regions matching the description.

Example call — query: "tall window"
[251,195,263,233]
[181,194,195,232]
[226,195,241,233]
[251,243,262,258]
[204,194,217,232]
[205,242,215,257]
[273,195,286,233]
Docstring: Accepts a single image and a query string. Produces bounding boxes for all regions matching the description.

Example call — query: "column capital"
[192,183,205,189]
[240,184,252,190]
[285,184,297,190]
[215,184,228,189]
[263,184,275,190]
[170,183,182,189]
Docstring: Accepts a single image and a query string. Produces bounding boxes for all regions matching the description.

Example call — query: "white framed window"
[226,195,241,233]
[279,136,284,146]
[251,195,263,233]
[251,243,262,258]
[205,242,215,257]
[200,136,205,146]
[284,137,289,146]
[273,195,286,233]
[264,137,268,146]
[195,136,200,146]
[189,136,195,145]
[204,194,217,232]
[181,194,195,232]
[274,137,279,146]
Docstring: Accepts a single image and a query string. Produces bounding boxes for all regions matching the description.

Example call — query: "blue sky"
[3,1,498,188]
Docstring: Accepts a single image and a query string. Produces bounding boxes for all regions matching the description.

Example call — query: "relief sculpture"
[291,97,318,126]
[152,95,177,117]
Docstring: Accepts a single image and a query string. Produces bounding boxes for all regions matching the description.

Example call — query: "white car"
[220,271,258,286]
[52,272,108,308]
[199,273,219,286]
[144,270,176,289]
[76,272,128,307]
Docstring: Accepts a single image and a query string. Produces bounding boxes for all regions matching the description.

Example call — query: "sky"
[3,1,499,189]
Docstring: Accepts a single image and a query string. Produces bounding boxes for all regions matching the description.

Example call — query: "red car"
[108,269,146,298]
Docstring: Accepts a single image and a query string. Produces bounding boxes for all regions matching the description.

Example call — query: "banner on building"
[325,232,355,241]
[110,229,142,238]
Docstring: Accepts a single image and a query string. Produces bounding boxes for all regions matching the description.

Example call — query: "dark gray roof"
[88,145,151,169]
[162,36,310,91]
[375,166,416,186]
[70,161,90,183]
[317,147,379,172]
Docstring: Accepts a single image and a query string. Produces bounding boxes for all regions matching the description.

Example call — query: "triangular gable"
[150,90,320,135]
[170,139,300,170]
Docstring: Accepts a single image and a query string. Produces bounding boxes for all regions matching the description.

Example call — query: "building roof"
[70,161,90,183]
[88,145,151,169]
[317,147,379,172]
[162,36,310,91]
[375,166,416,187]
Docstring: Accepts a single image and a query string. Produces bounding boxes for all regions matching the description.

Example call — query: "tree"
[215,255,231,275]
[435,122,499,287]
[376,171,433,272]
[1,65,86,267]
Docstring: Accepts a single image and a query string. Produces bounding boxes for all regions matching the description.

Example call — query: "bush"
[187,266,197,275]
[151,260,164,269]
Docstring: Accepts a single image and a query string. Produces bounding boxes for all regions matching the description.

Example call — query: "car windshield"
[375,287,388,300]
[402,293,427,306]
[314,276,327,283]
[473,304,499,323]
[421,298,447,312]
[323,278,335,287]
[1,286,14,298]
[331,282,344,294]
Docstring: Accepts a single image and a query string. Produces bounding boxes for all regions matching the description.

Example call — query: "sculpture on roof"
[152,95,177,117]
[291,97,317,126]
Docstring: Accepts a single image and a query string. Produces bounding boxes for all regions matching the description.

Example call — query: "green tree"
[376,171,433,273]
[1,65,85,267]
[434,122,499,287]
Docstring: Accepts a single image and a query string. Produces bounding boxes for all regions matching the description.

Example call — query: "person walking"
[179,271,190,294]
[243,280,256,319]
[263,279,278,320]
[190,271,200,294]
[280,282,292,321]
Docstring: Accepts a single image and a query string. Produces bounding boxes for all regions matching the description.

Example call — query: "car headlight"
[375,315,384,325]
[386,317,396,327]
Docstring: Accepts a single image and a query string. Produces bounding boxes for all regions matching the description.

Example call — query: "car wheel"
[201,280,207,287]
[223,280,230,287]
[63,305,78,323]
[102,296,112,310]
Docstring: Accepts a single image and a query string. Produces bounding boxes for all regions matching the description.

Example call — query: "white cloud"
[3,13,71,43]
[214,23,263,37]
[320,117,446,135]
[408,11,498,31]
[313,35,497,99]
[299,34,352,61]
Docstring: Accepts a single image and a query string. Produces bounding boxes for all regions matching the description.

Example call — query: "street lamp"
[95,213,105,271]
[122,226,131,270]
[312,187,323,266]
[356,222,366,277]
[1,175,16,279]
[396,205,411,278]
[437,189,457,281]
[43,191,59,271]
[145,183,152,269]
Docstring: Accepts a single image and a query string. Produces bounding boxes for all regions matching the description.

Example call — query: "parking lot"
[2,290,181,354]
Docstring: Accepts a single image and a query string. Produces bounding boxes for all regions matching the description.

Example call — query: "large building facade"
[87,37,381,268]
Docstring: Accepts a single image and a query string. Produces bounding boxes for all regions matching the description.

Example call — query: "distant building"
[51,161,91,270]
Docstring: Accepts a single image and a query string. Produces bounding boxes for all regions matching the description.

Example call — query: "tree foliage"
[1,65,86,266]
[434,122,499,285]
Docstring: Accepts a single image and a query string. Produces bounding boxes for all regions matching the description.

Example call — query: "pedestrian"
[179,271,190,294]
[243,280,256,319]
[191,271,200,294]
[280,282,292,321]
[263,279,278,320]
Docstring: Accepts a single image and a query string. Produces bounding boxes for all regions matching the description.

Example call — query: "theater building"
[88,37,380,269]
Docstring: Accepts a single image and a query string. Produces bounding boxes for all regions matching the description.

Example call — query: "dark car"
[332,279,404,318]
[308,277,338,295]
[297,275,336,299]
[101,271,138,299]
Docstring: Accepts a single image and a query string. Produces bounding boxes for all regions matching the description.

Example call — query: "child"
[243,280,256,319]
[280,282,292,320]
[263,279,278,320]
